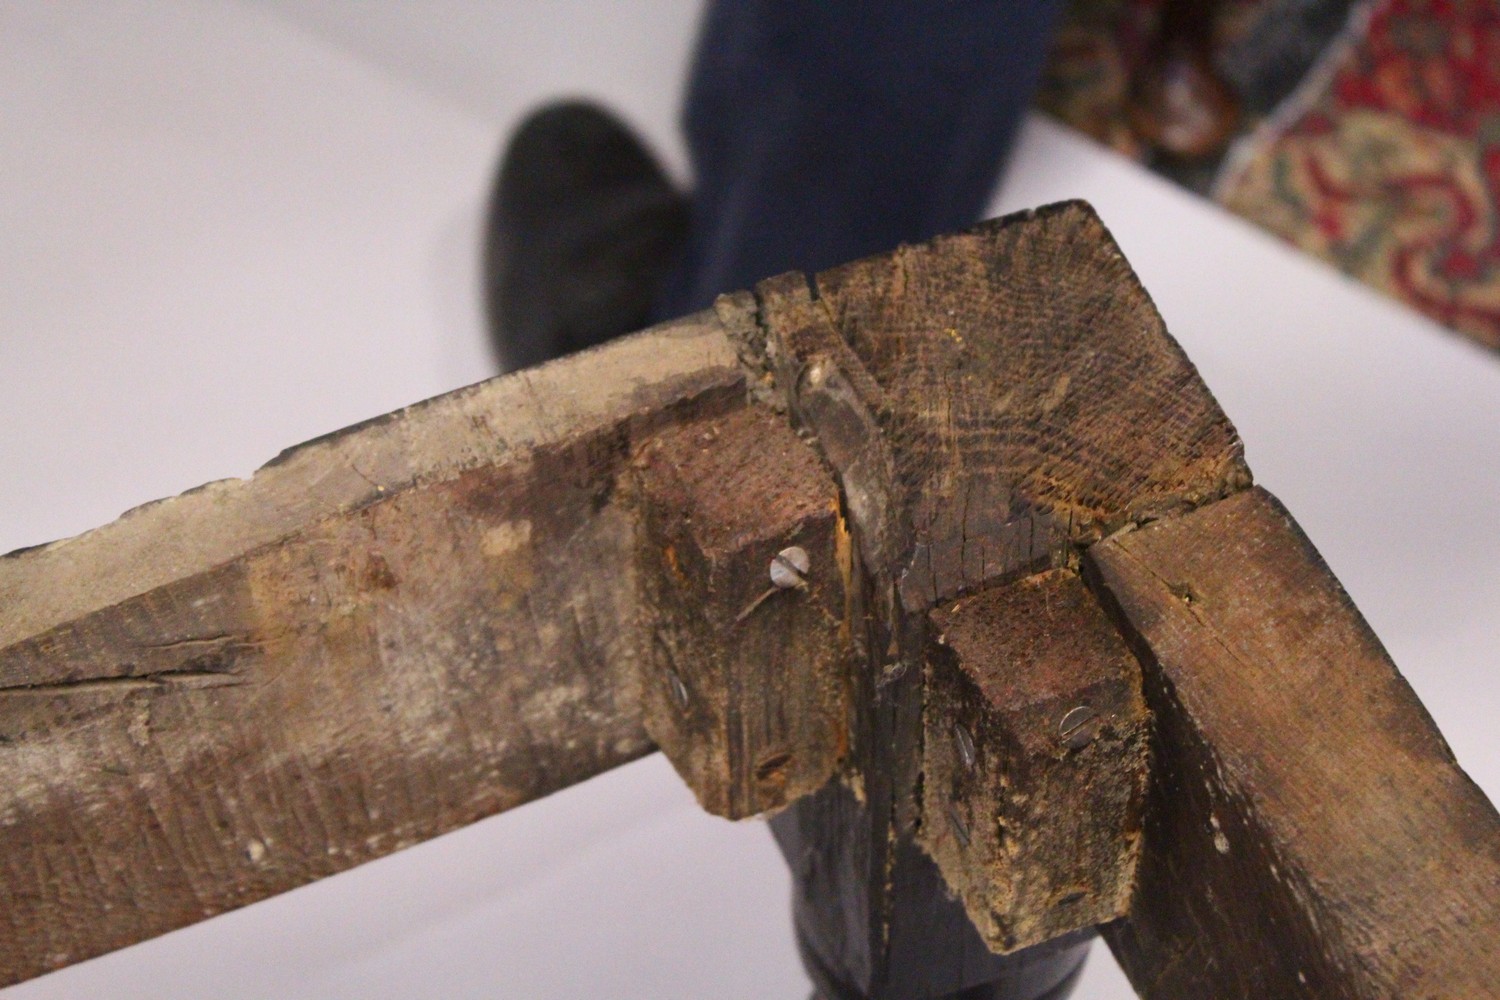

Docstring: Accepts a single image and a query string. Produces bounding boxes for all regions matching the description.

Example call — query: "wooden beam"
[0,310,756,986]
[1088,487,1500,998]
[754,201,1252,998]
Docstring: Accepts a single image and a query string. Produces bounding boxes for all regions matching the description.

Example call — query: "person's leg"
[487,4,1062,364]
[659,0,1065,317]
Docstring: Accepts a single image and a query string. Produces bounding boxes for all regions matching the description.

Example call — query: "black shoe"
[484,100,689,371]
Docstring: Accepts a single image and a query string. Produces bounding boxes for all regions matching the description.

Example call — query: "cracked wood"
[0,311,754,987]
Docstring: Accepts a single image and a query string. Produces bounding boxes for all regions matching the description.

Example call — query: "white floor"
[2,4,1496,998]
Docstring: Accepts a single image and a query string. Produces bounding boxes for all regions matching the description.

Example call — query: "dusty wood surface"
[754,201,1251,998]
[921,568,1148,954]
[630,405,849,818]
[1089,487,1500,999]
[0,311,754,986]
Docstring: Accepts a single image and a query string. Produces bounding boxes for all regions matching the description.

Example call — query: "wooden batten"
[0,311,753,986]
[1088,487,1500,999]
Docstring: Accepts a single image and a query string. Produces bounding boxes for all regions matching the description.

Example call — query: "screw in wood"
[769,546,810,589]
[1058,705,1100,749]
[953,721,977,771]
[734,546,812,624]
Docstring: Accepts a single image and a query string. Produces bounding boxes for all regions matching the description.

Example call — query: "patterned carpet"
[1041,0,1500,352]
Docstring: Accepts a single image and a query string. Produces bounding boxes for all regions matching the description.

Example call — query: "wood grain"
[0,310,752,986]
[1088,487,1500,999]
[630,405,849,818]
[813,201,1252,610]
[921,568,1148,955]
[9,199,1485,998]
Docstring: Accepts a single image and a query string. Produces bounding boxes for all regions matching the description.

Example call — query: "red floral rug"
[1041,0,1500,352]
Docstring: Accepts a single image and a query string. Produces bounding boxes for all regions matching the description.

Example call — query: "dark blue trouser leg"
[659,0,1066,317]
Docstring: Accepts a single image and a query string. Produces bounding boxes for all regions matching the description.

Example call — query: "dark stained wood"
[813,201,1252,610]
[1087,486,1500,999]
[752,269,913,995]
[0,310,754,987]
[921,569,1148,954]
[750,201,1252,998]
[629,405,850,818]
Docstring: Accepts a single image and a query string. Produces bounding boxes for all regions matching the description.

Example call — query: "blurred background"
[2,2,1497,997]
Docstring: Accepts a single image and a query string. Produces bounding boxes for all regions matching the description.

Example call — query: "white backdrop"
[2,4,1497,998]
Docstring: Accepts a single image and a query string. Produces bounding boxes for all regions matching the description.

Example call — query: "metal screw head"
[953,722,977,771]
[1058,705,1100,749]
[769,546,810,589]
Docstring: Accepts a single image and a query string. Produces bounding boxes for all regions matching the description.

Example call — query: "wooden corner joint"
[728,203,1252,966]
[628,206,1500,997]
[627,206,1257,961]
[8,203,1496,997]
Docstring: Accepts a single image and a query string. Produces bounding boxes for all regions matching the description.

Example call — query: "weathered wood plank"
[629,405,850,818]
[1088,487,1500,999]
[921,568,1148,955]
[753,201,1252,998]
[0,311,753,986]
